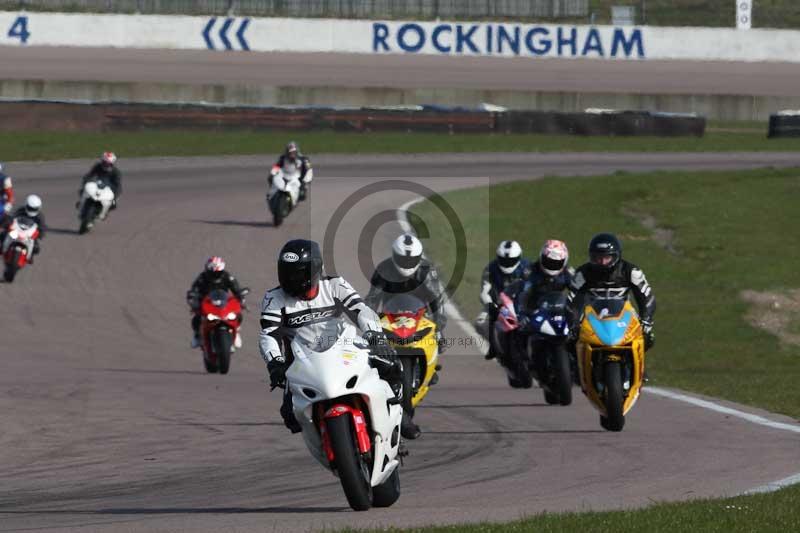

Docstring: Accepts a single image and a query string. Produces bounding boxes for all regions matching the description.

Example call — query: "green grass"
[410,166,800,419]
[1,129,797,162]
[343,483,800,532]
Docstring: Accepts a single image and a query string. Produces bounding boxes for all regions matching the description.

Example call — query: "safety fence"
[1,1,589,20]
[0,100,706,137]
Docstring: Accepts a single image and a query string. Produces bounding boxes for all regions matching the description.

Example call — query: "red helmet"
[205,256,226,278]
[101,152,117,167]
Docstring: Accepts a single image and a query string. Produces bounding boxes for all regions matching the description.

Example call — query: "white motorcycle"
[286,323,403,511]
[78,178,115,234]
[267,164,311,227]
[2,216,40,283]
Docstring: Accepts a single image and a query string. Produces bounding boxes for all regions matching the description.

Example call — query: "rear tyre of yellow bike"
[600,360,625,431]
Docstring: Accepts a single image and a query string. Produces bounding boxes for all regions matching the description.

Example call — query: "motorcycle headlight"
[226,312,237,320]
[206,313,220,321]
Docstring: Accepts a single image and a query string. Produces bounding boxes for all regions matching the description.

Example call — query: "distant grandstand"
[0,1,797,28]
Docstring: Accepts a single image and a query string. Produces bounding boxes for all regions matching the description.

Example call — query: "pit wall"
[2,12,800,62]
[0,80,792,122]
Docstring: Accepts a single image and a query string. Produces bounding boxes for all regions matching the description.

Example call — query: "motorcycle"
[493,291,533,388]
[576,292,646,432]
[199,288,249,374]
[78,177,115,234]
[286,323,404,511]
[379,294,441,431]
[2,215,40,283]
[267,166,302,227]
[520,291,573,406]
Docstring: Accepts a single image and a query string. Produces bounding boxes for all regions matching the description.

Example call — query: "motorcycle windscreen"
[208,289,230,308]
[587,311,633,346]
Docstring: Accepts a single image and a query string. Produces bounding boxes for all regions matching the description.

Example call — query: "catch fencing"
[1,0,589,20]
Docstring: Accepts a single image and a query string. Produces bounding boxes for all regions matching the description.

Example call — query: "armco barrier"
[767,113,800,138]
[0,100,706,137]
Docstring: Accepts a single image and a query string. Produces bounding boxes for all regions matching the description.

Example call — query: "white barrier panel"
[1,12,800,62]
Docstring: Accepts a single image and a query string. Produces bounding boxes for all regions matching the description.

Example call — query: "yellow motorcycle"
[576,294,646,432]
[379,294,440,427]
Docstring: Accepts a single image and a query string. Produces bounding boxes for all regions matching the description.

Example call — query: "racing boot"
[190,334,201,349]
[234,332,243,349]
[401,411,421,440]
[280,390,302,434]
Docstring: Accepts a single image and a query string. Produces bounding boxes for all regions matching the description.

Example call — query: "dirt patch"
[740,289,800,346]
[621,208,678,254]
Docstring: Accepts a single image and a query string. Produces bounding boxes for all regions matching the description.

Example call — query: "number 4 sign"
[7,16,30,44]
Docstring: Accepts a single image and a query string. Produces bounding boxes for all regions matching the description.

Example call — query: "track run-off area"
[1,153,799,532]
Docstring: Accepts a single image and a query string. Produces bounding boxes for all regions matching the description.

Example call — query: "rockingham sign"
[372,22,645,58]
[1,12,799,63]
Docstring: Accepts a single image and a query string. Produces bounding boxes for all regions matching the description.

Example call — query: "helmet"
[392,234,423,278]
[278,239,323,300]
[539,239,569,276]
[285,141,299,160]
[205,256,226,280]
[24,194,42,217]
[0,162,3,172]
[101,152,117,168]
[496,240,522,275]
[588,233,622,272]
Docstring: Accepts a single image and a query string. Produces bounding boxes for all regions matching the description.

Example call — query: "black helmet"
[588,233,622,272]
[278,239,323,300]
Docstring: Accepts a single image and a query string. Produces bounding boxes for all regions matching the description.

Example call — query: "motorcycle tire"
[601,360,625,432]
[203,357,218,374]
[4,262,17,283]
[79,202,98,234]
[400,355,417,418]
[327,413,372,511]
[553,344,573,406]
[272,194,290,227]
[372,466,401,508]
[212,328,232,375]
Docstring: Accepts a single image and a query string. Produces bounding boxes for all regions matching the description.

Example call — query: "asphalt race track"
[1,153,800,532]
[4,47,800,96]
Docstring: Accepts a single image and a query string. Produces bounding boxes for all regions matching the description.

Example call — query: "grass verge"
[410,167,800,419]
[1,128,796,162]
[343,483,800,532]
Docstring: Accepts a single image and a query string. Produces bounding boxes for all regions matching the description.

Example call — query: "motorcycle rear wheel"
[601,361,625,431]
[372,467,401,508]
[327,414,372,511]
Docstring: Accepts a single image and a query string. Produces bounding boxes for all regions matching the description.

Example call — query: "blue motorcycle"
[518,291,573,406]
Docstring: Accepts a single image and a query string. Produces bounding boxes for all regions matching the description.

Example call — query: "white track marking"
[397,193,800,495]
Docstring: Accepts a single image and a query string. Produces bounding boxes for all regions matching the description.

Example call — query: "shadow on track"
[192,219,274,229]
[47,227,81,235]
[0,506,347,515]
[421,403,551,409]
[426,429,604,435]
[86,367,207,376]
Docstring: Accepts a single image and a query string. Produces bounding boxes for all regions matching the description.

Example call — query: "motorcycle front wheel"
[372,467,400,508]
[79,201,99,234]
[552,344,573,406]
[4,261,17,283]
[211,328,232,375]
[600,360,625,431]
[271,194,290,227]
[327,414,372,511]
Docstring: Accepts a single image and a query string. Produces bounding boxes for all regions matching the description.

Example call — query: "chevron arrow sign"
[203,17,250,51]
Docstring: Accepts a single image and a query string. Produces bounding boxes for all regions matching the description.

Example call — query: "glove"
[517,314,531,331]
[363,330,396,358]
[267,359,287,389]
[642,319,655,350]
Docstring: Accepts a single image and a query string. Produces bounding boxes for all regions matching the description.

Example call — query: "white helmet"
[391,233,423,277]
[539,239,569,276]
[25,194,42,217]
[496,240,522,274]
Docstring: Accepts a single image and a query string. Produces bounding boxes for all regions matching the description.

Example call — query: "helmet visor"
[498,256,519,270]
[590,252,618,268]
[393,252,421,271]
[279,261,321,297]
[541,255,565,273]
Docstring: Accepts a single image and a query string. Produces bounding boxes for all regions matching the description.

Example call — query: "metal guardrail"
[2,1,589,19]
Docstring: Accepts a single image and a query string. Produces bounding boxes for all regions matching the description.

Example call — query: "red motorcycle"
[199,288,248,374]
[2,216,40,283]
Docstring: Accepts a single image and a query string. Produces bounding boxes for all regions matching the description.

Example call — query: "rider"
[0,163,14,224]
[78,152,122,211]
[365,233,448,440]
[186,256,247,349]
[567,233,656,351]
[515,240,573,323]
[2,195,46,263]
[270,141,313,201]
[259,239,399,434]
[476,240,532,360]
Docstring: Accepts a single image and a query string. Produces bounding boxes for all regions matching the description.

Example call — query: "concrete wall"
[1,79,794,121]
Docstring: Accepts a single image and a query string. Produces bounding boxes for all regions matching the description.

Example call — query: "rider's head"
[101,152,117,171]
[285,141,299,162]
[588,233,622,273]
[391,234,423,278]
[205,256,226,281]
[539,239,569,277]
[24,194,42,218]
[496,240,522,275]
[278,239,323,300]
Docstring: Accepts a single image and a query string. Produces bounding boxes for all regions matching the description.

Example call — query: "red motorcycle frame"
[199,289,243,374]
[3,216,40,283]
